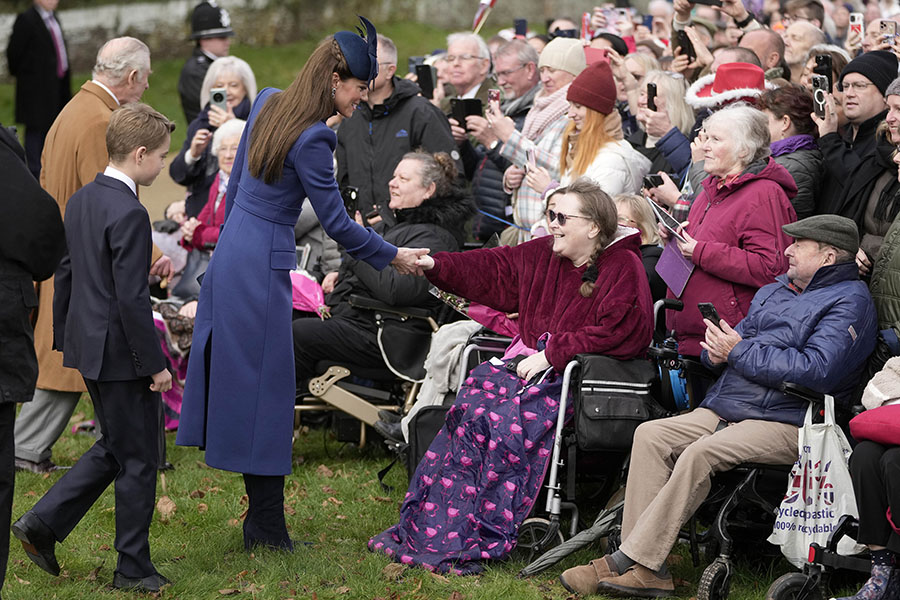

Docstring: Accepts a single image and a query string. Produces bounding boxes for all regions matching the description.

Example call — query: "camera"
[209,87,228,112]
[340,186,359,216]
[811,75,829,119]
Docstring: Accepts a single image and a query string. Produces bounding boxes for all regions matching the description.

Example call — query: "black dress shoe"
[377,409,402,424]
[112,571,171,593]
[11,511,60,576]
[373,419,403,442]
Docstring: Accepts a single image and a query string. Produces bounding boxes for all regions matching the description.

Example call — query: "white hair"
[211,118,245,157]
[703,104,771,166]
[377,34,398,66]
[199,56,257,111]
[446,32,491,60]
[92,37,150,86]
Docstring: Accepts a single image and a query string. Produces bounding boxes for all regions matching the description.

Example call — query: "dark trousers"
[849,440,900,553]
[32,378,159,578]
[292,314,382,386]
[0,403,15,596]
[242,474,291,550]
[23,129,47,180]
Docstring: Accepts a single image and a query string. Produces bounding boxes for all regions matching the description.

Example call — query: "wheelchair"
[294,294,449,447]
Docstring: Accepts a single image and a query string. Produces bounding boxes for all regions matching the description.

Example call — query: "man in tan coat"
[15,36,172,473]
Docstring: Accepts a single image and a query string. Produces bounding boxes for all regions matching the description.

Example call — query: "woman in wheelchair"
[368,178,654,574]
[292,151,474,387]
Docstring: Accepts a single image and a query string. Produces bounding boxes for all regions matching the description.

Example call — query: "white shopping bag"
[767,396,864,568]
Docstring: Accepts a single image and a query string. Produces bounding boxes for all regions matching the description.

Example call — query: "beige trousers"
[618,408,799,571]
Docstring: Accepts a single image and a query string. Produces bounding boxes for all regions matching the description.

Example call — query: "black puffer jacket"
[0,125,65,404]
[328,188,475,330]
[773,148,823,220]
[336,77,458,225]
[817,110,888,215]
[833,131,899,233]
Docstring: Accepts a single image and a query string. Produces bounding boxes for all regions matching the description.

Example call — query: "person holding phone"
[170,56,257,217]
[176,17,429,553]
[524,61,651,199]
[631,71,695,174]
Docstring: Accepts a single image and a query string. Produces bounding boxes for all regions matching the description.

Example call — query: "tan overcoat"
[34,81,162,391]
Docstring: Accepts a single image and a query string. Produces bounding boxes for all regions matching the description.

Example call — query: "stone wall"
[0,0,593,80]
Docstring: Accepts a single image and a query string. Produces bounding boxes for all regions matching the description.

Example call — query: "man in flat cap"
[560,215,877,598]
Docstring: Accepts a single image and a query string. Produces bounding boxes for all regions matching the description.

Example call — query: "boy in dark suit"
[11,103,175,593]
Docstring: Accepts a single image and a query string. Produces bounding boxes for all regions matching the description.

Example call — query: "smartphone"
[812,75,829,119]
[415,64,435,99]
[488,88,501,104]
[450,98,484,128]
[525,147,536,171]
[647,83,658,112]
[209,87,228,113]
[407,55,426,74]
[340,186,359,216]
[849,12,864,38]
[697,302,721,325]
[691,0,724,6]
[813,54,833,93]
[674,29,696,62]
[882,20,897,39]
[514,18,528,38]
[643,174,664,189]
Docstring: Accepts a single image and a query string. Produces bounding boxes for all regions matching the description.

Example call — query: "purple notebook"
[655,241,695,297]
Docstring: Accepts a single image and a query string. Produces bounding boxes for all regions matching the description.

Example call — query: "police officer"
[177,1,234,124]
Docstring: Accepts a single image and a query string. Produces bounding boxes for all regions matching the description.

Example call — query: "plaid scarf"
[522,84,571,141]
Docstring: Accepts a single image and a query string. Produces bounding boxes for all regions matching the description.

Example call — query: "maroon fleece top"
[427,232,654,370]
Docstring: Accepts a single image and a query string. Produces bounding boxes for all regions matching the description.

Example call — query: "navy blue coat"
[176,88,398,476]
[701,261,877,426]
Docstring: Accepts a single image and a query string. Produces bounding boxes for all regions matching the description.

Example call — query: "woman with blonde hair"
[177,17,426,552]
[613,194,666,303]
[526,61,651,197]
[630,70,694,173]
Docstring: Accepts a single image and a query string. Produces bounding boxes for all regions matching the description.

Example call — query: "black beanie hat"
[840,50,898,96]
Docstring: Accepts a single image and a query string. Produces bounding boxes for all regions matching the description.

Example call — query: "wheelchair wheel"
[697,558,732,600]
[514,518,565,564]
[765,573,823,600]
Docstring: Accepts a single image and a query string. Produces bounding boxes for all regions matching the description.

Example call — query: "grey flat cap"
[782,215,859,255]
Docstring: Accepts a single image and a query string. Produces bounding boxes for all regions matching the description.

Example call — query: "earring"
[331,87,336,99]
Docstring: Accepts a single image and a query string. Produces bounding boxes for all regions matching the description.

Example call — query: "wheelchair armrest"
[679,356,718,381]
[348,294,433,321]
[781,382,825,403]
[466,331,513,351]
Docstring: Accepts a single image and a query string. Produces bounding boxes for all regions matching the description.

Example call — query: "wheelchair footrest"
[308,366,381,426]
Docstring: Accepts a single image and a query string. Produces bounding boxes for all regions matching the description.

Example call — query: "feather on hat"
[334,16,379,85]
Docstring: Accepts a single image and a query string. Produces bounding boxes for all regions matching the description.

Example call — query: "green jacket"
[867,212,900,377]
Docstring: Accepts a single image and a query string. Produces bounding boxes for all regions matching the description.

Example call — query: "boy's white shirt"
[103,165,137,197]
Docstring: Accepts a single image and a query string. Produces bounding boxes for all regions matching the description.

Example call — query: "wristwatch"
[488,139,500,151]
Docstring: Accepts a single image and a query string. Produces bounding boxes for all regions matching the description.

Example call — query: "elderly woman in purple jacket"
[176,18,426,552]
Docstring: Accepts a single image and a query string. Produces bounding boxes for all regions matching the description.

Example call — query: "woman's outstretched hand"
[415,254,435,271]
[392,247,430,275]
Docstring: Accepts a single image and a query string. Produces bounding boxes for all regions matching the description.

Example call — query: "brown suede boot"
[559,555,619,595]
[596,564,674,597]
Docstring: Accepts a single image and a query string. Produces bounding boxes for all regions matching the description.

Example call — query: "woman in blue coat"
[176,17,427,551]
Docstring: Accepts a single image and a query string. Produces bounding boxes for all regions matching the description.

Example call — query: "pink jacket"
[667,158,798,355]
[181,172,226,251]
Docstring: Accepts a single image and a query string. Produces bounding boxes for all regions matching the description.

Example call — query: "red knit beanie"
[566,61,617,115]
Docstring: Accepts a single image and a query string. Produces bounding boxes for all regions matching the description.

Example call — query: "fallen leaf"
[218,589,239,595]
[86,566,101,581]
[370,495,393,503]
[316,464,334,478]
[448,592,464,600]
[335,586,351,594]
[284,504,296,515]
[24,491,36,498]
[196,460,211,469]
[327,497,343,506]
[321,485,337,494]
[430,572,450,584]
[335,515,347,520]
[207,486,222,493]
[382,563,406,581]
[98,544,110,551]
[13,574,30,585]
[239,494,249,505]
[227,519,240,527]
[319,533,327,543]
[189,489,205,499]
[198,503,209,513]
[156,496,177,522]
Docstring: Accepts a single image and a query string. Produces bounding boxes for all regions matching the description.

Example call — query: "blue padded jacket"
[700,261,877,426]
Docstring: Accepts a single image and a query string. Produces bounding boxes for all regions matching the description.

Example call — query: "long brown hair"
[248,38,353,183]
[555,178,617,298]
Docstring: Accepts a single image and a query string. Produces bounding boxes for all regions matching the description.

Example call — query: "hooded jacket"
[335,77,458,223]
[329,187,475,329]
[668,158,798,356]
[701,261,877,424]
[560,139,652,196]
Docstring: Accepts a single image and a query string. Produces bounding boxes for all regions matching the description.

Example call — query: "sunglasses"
[547,210,590,226]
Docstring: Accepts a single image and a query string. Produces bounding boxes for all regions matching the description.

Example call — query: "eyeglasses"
[838,80,877,92]
[495,63,528,78]
[445,54,485,64]
[547,209,590,226]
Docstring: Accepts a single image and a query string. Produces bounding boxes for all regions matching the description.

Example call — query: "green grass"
[5,395,864,600]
